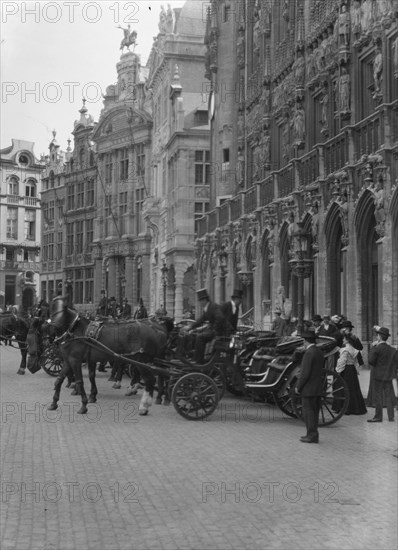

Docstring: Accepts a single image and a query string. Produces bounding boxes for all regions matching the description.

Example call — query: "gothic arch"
[390,186,398,338]
[354,190,379,341]
[324,203,344,315]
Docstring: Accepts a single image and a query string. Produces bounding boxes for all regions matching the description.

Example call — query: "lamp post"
[161,261,168,314]
[288,221,313,336]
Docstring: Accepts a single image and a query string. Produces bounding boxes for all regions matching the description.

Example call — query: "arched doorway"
[355,190,379,341]
[391,188,398,339]
[325,203,345,315]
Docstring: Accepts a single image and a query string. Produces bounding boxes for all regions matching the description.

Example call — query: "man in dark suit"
[120,298,132,319]
[318,315,342,346]
[367,326,398,423]
[221,289,243,335]
[189,288,227,364]
[295,329,326,443]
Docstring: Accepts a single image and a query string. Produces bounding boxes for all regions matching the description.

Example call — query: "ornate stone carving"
[338,3,351,47]
[373,43,383,100]
[292,101,305,146]
[336,66,351,114]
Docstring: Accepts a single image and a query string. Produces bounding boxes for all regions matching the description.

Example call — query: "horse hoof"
[77,408,87,414]
[88,397,96,403]
[48,404,58,411]
[70,389,78,396]
[17,369,25,375]
[139,409,149,416]
[112,382,121,389]
[125,389,137,396]
[108,376,115,382]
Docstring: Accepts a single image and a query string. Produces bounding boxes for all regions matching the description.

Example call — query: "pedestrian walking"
[367,326,398,423]
[335,333,367,415]
[295,328,325,443]
[271,308,288,337]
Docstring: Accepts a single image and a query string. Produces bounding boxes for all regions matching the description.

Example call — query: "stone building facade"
[143,1,209,319]
[41,104,97,308]
[0,140,44,312]
[196,0,398,347]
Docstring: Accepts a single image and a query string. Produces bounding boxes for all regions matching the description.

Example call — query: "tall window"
[135,188,145,234]
[67,184,75,210]
[76,220,84,253]
[74,269,83,304]
[119,192,128,234]
[194,202,210,233]
[8,177,19,195]
[76,181,84,208]
[105,153,113,183]
[24,210,36,240]
[48,201,55,221]
[86,178,94,206]
[120,148,129,180]
[66,223,74,255]
[137,143,145,177]
[49,171,55,189]
[194,150,210,184]
[25,180,36,197]
[57,231,63,260]
[48,233,54,260]
[85,268,94,303]
[6,208,18,239]
[86,219,93,248]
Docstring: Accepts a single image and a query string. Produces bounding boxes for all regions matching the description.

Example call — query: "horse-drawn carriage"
[24,298,349,424]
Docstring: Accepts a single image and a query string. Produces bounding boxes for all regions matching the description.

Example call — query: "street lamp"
[161,261,168,314]
[288,221,313,336]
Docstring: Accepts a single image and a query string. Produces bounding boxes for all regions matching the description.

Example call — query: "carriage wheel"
[39,347,63,377]
[208,365,226,400]
[172,373,219,421]
[291,370,349,426]
[273,373,299,418]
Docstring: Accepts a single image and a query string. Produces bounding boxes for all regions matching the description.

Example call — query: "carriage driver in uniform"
[186,289,228,364]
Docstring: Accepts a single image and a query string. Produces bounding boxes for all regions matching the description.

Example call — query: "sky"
[0,0,187,158]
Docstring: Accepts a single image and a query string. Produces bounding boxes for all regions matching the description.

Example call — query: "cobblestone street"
[1,345,397,550]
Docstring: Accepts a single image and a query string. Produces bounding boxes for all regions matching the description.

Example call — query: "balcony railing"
[24,197,37,206]
[353,112,381,162]
[196,106,394,239]
[259,175,274,207]
[7,195,19,204]
[324,132,348,176]
[244,186,256,215]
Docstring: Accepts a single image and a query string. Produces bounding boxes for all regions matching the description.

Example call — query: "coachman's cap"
[197,288,210,301]
[231,289,243,299]
[376,326,390,338]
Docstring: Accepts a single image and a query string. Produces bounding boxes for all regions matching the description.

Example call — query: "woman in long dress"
[336,334,367,415]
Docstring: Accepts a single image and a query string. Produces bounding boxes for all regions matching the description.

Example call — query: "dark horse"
[42,297,169,415]
[0,312,30,374]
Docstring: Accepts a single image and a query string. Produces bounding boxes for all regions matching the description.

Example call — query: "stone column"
[125,256,135,305]
[174,269,185,322]
[108,257,117,298]
[94,258,103,304]
[141,254,151,310]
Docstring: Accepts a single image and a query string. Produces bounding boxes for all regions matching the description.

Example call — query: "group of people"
[296,319,397,444]
[96,292,148,320]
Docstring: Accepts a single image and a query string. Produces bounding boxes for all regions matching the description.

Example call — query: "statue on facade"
[320,86,329,135]
[166,4,174,33]
[393,36,398,79]
[118,25,137,52]
[293,104,305,144]
[373,46,383,97]
[253,4,261,53]
[361,0,373,33]
[282,119,290,160]
[293,50,306,86]
[158,5,167,33]
[237,25,245,67]
[337,67,351,113]
[352,0,362,36]
[338,4,351,47]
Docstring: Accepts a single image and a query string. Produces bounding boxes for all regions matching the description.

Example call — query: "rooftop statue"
[118,24,137,53]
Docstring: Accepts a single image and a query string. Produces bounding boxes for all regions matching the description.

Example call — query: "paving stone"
[1,346,397,550]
